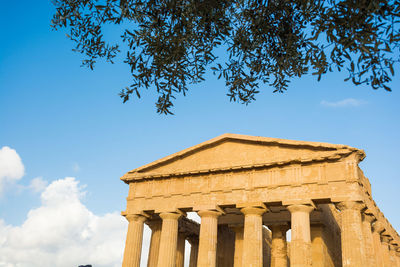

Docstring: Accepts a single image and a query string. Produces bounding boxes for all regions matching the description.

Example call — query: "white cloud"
[320,98,367,107]
[29,177,48,193]
[0,177,128,267]
[0,146,25,195]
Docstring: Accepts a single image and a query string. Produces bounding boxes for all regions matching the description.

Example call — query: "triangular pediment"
[122,134,363,181]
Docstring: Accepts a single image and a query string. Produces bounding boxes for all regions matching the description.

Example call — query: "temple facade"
[120,134,400,267]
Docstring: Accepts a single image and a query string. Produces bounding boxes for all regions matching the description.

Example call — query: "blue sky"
[0,1,399,266]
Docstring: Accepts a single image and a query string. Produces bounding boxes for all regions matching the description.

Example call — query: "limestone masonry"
[120,134,400,267]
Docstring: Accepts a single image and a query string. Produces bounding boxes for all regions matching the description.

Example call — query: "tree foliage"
[52,0,400,114]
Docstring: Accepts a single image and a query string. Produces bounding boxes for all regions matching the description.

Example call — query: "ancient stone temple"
[120,134,400,267]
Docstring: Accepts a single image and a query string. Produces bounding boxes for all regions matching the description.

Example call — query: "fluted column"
[176,232,186,267]
[122,214,147,267]
[310,224,324,267]
[157,212,182,267]
[389,244,398,267]
[381,236,392,267]
[372,221,385,267]
[188,235,199,267]
[336,201,365,267]
[362,213,377,266]
[230,225,244,267]
[147,220,162,267]
[269,224,289,267]
[262,227,272,267]
[197,210,222,267]
[287,204,314,267]
[241,207,267,267]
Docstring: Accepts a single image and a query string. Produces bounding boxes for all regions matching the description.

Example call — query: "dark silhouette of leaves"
[52,0,400,114]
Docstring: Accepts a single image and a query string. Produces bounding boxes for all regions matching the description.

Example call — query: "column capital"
[372,220,385,233]
[124,213,147,223]
[287,204,314,214]
[268,224,290,234]
[197,209,222,218]
[336,201,365,211]
[240,206,267,216]
[159,212,182,220]
[362,213,376,224]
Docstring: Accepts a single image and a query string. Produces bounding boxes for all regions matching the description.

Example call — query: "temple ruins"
[120,134,400,266]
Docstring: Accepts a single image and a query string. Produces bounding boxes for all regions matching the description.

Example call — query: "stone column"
[389,244,398,267]
[188,235,199,267]
[216,225,235,267]
[372,221,385,267]
[231,225,244,267]
[157,212,182,267]
[241,207,267,267]
[336,201,365,267]
[396,250,400,267]
[310,224,324,267]
[262,227,272,267]
[269,224,289,267]
[287,204,314,267]
[147,220,162,267]
[362,213,377,267]
[122,214,147,267]
[197,210,222,267]
[381,236,391,267]
[176,232,186,267]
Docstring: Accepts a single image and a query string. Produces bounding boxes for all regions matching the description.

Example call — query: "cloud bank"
[0,146,25,195]
[0,177,128,267]
[320,98,367,107]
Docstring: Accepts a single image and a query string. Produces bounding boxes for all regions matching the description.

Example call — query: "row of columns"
[338,201,400,267]
[122,201,400,267]
[371,216,400,267]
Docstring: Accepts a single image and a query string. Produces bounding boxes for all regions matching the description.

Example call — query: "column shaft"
[396,251,400,267]
[372,221,385,267]
[241,207,267,267]
[176,232,186,267]
[269,225,288,267]
[287,204,314,267]
[157,212,182,267]
[337,201,365,267]
[122,214,147,267]
[231,225,244,267]
[188,237,199,267]
[390,245,398,267]
[216,225,235,267]
[262,227,272,267]
[381,238,391,267]
[197,210,221,267]
[362,214,377,267]
[147,220,162,267]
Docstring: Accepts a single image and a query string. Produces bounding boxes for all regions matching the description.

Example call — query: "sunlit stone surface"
[121,134,400,266]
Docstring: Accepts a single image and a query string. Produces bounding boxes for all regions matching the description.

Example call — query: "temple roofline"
[122,133,365,181]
